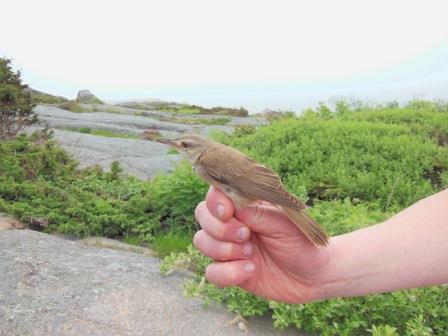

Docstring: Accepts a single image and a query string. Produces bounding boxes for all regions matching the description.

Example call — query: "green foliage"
[63,127,139,139]
[160,244,211,276]
[339,101,448,146]
[119,101,249,117]
[227,119,447,209]
[233,124,256,137]
[0,57,37,139]
[369,324,399,336]
[178,116,231,125]
[166,147,179,155]
[145,113,231,125]
[151,232,191,257]
[147,162,208,236]
[309,199,392,235]
[176,106,201,115]
[27,88,68,104]
[159,100,448,335]
[58,101,85,113]
[0,135,205,240]
[2,99,448,335]
[174,104,249,117]
[253,109,296,120]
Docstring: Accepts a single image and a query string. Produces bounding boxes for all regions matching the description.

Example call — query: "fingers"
[235,204,299,235]
[195,201,250,243]
[193,230,252,261]
[205,186,234,221]
[205,260,256,288]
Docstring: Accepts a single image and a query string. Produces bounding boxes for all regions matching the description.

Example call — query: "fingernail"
[216,204,224,218]
[238,226,250,240]
[243,243,252,257]
[244,262,255,273]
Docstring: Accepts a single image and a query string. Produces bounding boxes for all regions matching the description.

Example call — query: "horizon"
[2,0,448,112]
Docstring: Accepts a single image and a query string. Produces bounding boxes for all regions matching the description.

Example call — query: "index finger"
[205,186,235,222]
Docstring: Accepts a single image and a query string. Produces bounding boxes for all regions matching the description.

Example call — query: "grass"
[58,101,86,113]
[167,148,179,155]
[122,236,145,246]
[148,113,231,125]
[179,117,231,125]
[151,232,192,257]
[57,101,123,114]
[176,106,201,115]
[62,127,139,139]
[119,101,249,117]
[29,89,68,105]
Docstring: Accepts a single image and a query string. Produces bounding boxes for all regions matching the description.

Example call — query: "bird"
[150,133,329,247]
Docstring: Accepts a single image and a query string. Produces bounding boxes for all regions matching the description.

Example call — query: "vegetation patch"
[119,101,249,117]
[58,101,86,113]
[27,88,68,105]
[62,127,139,139]
[1,99,447,335]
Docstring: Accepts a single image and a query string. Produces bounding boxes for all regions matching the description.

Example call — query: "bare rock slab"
[0,230,297,336]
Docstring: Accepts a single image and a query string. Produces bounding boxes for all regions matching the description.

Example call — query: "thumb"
[235,204,301,236]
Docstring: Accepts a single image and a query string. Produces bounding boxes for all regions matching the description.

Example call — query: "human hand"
[193,186,332,303]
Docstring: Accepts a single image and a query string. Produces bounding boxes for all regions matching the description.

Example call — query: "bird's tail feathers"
[280,206,329,247]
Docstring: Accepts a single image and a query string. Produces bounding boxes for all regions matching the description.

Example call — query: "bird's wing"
[203,151,306,209]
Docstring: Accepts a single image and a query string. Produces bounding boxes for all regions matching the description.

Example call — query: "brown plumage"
[152,134,329,247]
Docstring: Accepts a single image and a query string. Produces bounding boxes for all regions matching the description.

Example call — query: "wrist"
[315,228,382,300]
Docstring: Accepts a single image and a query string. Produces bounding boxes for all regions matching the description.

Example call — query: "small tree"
[0,57,37,139]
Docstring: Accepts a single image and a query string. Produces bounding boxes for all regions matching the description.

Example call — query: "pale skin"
[193,187,448,303]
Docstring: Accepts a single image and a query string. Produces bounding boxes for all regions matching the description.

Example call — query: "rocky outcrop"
[76,89,102,104]
[30,104,266,179]
[0,230,296,336]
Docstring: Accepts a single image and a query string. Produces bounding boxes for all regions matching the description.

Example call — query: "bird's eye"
[181,141,189,148]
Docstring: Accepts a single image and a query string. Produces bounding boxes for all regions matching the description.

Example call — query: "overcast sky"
[1,0,448,112]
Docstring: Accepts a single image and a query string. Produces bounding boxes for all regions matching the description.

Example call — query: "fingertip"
[206,186,234,221]
[205,260,255,288]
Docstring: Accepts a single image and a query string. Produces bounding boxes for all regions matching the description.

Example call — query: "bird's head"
[157,134,207,163]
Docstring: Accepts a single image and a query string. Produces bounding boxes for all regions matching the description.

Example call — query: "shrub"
[160,101,448,335]
[340,102,448,146]
[227,119,447,209]
[2,100,447,335]
[0,57,37,139]
[141,129,162,141]
[58,101,85,113]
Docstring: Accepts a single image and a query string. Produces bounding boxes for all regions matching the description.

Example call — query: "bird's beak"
[156,138,176,147]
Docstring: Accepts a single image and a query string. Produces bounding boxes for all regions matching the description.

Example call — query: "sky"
[1,0,448,112]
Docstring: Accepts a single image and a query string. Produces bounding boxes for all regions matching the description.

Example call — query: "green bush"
[159,101,448,335]
[0,134,205,239]
[0,57,37,139]
[339,102,448,146]
[58,101,85,113]
[226,119,447,209]
[2,100,448,335]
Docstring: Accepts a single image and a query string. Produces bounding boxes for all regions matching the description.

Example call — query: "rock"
[30,104,267,179]
[76,90,102,104]
[0,230,298,336]
[0,213,26,230]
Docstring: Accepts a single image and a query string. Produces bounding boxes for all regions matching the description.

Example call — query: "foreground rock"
[0,230,297,336]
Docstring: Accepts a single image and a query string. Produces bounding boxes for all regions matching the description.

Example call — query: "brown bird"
[152,134,329,247]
